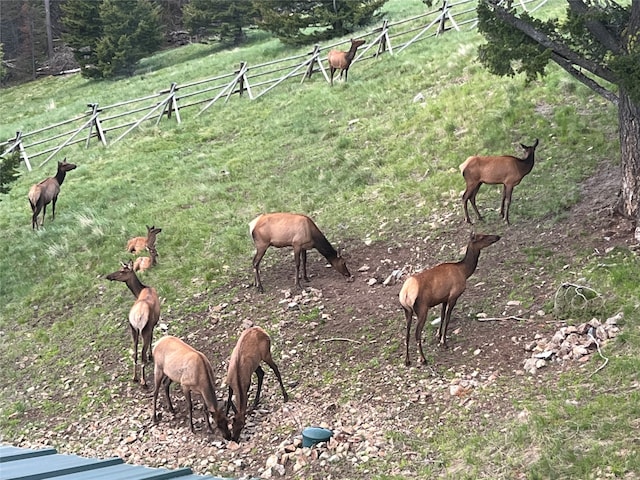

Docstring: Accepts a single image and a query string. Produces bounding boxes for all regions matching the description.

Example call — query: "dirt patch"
[14,162,637,479]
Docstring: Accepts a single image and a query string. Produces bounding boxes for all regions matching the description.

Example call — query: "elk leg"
[51,196,57,221]
[152,374,164,423]
[130,325,140,383]
[293,247,303,290]
[439,299,459,347]
[437,303,447,342]
[253,366,265,409]
[265,358,289,402]
[403,307,413,366]
[462,186,476,224]
[226,386,237,415]
[184,388,195,433]
[414,306,430,365]
[203,400,214,433]
[252,245,268,293]
[31,203,41,230]
[329,67,336,86]
[301,249,310,282]
[468,184,483,221]
[163,376,175,413]
[41,204,47,226]
[502,185,514,225]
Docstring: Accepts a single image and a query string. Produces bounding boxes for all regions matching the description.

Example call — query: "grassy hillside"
[1,1,639,478]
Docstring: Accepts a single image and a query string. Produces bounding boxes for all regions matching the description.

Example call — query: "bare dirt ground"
[16,162,637,479]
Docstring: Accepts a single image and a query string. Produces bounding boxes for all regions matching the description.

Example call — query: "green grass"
[2,0,639,478]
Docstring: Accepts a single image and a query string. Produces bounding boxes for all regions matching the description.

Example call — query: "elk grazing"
[327,38,366,86]
[399,233,500,366]
[28,158,77,229]
[152,336,232,439]
[106,260,160,386]
[249,212,352,293]
[127,225,162,254]
[226,326,289,442]
[133,244,158,273]
[460,139,539,225]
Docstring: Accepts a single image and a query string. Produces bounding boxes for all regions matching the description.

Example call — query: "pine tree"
[183,0,255,45]
[477,0,640,226]
[95,0,163,78]
[254,0,387,46]
[61,0,103,78]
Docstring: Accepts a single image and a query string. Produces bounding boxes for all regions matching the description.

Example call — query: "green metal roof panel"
[1,454,123,480]
[0,445,236,480]
[0,446,57,462]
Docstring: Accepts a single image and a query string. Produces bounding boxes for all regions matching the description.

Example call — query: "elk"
[399,233,500,366]
[126,225,162,254]
[327,38,366,86]
[106,260,160,386]
[249,212,352,293]
[133,244,158,272]
[152,336,232,439]
[28,158,77,229]
[226,326,289,442]
[460,139,539,225]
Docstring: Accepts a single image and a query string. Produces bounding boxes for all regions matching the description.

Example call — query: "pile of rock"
[521,313,622,374]
[259,424,387,479]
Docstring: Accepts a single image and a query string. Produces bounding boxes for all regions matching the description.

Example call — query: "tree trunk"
[44,0,54,59]
[614,88,640,241]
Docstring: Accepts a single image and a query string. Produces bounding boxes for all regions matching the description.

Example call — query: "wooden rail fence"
[1,0,547,171]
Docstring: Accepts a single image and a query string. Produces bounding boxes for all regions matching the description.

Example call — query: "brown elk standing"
[249,212,352,293]
[133,244,158,272]
[226,326,289,442]
[127,225,162,254]
[28,158,77,229]
[152,335,232,439]
[106,260,160,386]
[460,139,539,225]
[399,233,500,366]
[327,38,366,86]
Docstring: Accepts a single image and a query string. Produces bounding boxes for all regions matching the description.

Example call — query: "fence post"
[305,45,319,79]
[376,19,392,56]
[303,45,329,84]
[86,103,107,148]
[2,131,31,171]
[157,82,181,125]
[237,62,247,97]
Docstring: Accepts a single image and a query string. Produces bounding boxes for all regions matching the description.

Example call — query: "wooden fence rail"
[0,0,546,171]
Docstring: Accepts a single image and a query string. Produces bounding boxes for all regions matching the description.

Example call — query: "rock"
[265,454,279,469]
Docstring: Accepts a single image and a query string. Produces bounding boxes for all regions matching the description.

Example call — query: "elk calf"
[106,260,160,386]
[28,158,77,229]
[460,139,539,225]
[327,38,366,86]
[152,336,231,439]
[399,233,500,366]
[133,245,158,272]
[250,212,352,293]
[226,326,289,442]
[127,225,162,254]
